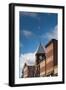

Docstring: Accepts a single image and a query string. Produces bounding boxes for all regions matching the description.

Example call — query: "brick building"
[22,63,35,78]
[22,39,58,78]
[35,39,58,77]
[45,39,58,76]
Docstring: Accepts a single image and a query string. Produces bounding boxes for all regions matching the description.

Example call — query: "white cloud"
[19,52,36,77]
[22,30,33,38]
[41,25,58,41]
[21,12,38,18]
[20,43,23,48]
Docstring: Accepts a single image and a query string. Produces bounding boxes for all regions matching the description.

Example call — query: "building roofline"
[36,43,45,54]
[23,63,35,68]
[45,39,58,48]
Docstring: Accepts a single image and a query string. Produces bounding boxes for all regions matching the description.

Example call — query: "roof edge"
[45,39,58,48]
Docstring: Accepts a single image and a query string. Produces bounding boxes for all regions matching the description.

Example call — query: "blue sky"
[19,12,57,54]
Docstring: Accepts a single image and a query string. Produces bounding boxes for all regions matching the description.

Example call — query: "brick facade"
[22,63,35,78]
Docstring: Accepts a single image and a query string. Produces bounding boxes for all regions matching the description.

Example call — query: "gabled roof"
[36,43,45,54]
[22,62,35,71]
[23,62,35,69]
[23,63,27,68]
